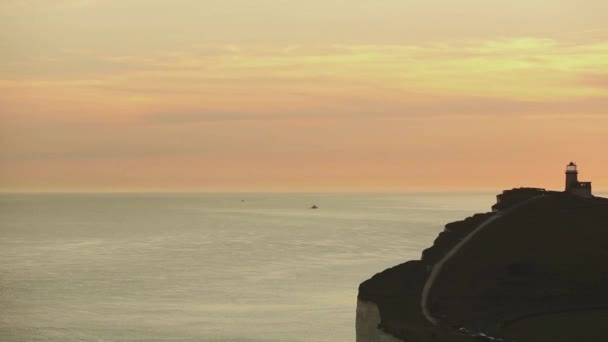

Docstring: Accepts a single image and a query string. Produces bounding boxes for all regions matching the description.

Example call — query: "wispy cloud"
[578,73,608,89]
[140,112,286,124]
[0,0,98,12]
[133,95,608,127]
[8,38,608,99]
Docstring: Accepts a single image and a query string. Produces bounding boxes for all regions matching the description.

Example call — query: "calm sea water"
[0,192,497,341]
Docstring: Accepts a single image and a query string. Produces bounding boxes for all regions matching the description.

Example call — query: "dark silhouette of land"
[357,188,608,341]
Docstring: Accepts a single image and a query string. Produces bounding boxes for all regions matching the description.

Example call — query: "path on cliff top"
[420,194,546,326]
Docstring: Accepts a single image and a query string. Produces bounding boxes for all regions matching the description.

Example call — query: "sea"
[0,192,508,341]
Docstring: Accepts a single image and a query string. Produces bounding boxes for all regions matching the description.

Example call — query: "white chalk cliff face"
[356,299,404,342]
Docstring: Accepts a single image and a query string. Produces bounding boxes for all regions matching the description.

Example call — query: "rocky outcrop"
[491,187,549,212]
[357,189,608,342]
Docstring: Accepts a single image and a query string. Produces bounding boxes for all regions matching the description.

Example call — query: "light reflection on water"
[0,192,496,341]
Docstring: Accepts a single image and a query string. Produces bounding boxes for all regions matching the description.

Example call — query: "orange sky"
[1,1,607,192]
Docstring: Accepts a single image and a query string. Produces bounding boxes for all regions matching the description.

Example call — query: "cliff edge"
[357,188,608,341]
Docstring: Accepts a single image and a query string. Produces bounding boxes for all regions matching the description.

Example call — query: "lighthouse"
[564,162,592,197]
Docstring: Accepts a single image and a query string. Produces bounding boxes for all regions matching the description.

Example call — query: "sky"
[1,0,607,192]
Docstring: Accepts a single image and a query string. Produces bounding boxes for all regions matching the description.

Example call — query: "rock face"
[357,189,608,342]
[356,300,404,342]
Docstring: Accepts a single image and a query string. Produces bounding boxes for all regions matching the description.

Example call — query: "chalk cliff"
[357,188,608,341]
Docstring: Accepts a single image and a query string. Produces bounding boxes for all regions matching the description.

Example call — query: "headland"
[357,187,608,341]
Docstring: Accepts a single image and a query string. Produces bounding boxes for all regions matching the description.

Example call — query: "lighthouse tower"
[565,162,579,191]
[564,162,592,197]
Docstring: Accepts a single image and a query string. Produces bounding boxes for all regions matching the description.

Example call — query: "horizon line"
[2,188,607,195]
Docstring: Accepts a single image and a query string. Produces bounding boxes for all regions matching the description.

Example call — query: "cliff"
[357,188,608,341]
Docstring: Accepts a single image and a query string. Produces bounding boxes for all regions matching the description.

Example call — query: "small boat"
[310,204,318,209]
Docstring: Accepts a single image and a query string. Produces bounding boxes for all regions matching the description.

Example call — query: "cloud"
[68,40,608,100]
[2,37,608,126]
[134,95,608,127]
[578,73,608,89]
[140,112,285,124]
[0,0,98,12]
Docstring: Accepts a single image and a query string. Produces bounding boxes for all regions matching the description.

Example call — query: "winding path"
[420,195,545,326]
